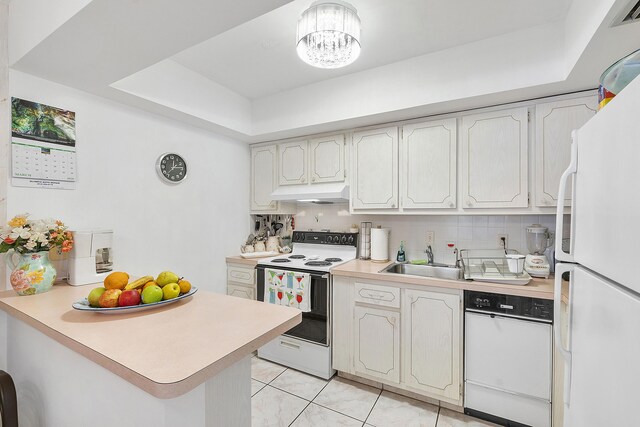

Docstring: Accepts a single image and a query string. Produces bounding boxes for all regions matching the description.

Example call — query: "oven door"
[256,266,330,346]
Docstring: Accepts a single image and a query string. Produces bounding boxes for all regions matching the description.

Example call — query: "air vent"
[613,0,640,26]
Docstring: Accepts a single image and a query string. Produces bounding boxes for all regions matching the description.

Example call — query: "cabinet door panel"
[535,96,597,207]
[401,119,456,209]
[402,289,461,401]
[227,284,255,300]
[310,134,345,183]
[354,305,400,383]
[461,108,528,208]
[352,127,398,209]
[251,145,278,212]
[278,140,308,185]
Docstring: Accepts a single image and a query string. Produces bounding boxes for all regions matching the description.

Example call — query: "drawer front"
[227,283,255,300]
[227,265,255,286]
[354,282,400,308]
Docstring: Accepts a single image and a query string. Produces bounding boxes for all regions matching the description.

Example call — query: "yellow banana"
[124,275,154,291]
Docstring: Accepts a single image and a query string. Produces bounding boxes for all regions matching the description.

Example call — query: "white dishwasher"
[464,291,553,427]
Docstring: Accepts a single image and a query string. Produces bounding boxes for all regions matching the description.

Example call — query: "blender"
[524,224,554,278]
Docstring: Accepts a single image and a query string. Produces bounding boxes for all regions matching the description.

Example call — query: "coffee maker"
[524,224,554,278]
[68,230,114,286]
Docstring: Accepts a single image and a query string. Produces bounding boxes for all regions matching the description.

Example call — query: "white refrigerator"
[554,74,640,427]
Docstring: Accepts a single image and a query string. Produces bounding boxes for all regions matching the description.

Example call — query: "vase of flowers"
[0,214,74,295]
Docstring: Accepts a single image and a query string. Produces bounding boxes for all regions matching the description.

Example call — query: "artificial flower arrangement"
[0,214,73,254]
[0,214,74,295]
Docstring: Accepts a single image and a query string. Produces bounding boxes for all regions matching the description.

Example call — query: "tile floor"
[251,357,499,427]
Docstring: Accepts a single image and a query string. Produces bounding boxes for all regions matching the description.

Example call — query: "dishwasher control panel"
[465,291,553,322]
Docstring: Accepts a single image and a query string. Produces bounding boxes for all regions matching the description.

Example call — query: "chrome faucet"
[454,248,462,269]
[425,245,434,264]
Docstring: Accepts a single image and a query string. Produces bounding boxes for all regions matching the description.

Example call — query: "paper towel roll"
[371,228,390,262]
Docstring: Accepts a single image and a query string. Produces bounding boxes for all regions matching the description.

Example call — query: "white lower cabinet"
[333,277,462,405]
[227,283,254,300]
[402,289,461,401]
[353,305,400,383]
[226,262,256,300]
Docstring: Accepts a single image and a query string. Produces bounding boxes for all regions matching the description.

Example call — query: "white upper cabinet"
[535,96,597,207]
[309,134,345,184]
[401,119,457,209]
[461,108,529,208]
[278,140,308,186]
[352,127,399,209]
[251,144,278,212]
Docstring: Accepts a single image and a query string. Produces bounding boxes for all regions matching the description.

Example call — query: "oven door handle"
[311,274,329,280]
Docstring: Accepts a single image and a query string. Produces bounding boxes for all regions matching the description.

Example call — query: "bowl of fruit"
[72,271,197,313]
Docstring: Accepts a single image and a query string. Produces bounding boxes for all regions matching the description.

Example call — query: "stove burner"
[271,258,291,263]
[289,255,306,259]
[305,261,332,267]
[325,258,343,263]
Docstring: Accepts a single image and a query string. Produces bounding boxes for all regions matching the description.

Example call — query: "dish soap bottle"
[396,241,406,263]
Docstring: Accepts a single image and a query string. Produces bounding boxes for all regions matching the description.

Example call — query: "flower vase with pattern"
[7,251,57,295]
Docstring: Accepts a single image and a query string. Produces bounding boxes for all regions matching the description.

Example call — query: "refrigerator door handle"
[554,262,574,406]
[555,132,578,263]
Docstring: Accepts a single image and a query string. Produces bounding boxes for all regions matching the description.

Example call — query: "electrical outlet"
[426,231,435,245]
[497,234,508,249]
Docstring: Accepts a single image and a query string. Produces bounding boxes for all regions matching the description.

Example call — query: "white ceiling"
[9,0,640,141]
[172,0,572,99]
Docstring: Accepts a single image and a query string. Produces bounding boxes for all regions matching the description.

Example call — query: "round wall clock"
[155,153,187,184]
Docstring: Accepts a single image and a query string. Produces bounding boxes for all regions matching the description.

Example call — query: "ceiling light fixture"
[296,1,361,69]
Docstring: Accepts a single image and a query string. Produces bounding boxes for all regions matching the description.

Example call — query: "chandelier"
[296,1,362,69]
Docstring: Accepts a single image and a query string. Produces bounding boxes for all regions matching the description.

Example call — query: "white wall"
[7,70,250,294]
[294,203,557,266]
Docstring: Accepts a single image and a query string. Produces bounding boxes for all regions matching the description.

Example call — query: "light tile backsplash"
[294,204,559,265]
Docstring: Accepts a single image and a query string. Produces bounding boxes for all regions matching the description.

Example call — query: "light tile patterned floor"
[250,357,499,427]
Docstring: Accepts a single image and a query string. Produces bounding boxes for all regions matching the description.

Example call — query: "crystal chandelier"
[296,1,361,69]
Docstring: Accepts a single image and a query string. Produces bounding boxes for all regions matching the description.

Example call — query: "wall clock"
[155,153,187,184]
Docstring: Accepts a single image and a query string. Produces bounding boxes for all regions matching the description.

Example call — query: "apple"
[118,289,141,307]
[99,289,122,308]
[141,285,163,304]
[162,283,180,300]
[88,287,106,307]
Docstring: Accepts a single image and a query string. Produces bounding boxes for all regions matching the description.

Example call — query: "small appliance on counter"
[524,224,554,278]
[68,229,114,286]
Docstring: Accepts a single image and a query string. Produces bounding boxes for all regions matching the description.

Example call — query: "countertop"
[332,259,567,301]
[226,254,272,267]
[0,284,300,398]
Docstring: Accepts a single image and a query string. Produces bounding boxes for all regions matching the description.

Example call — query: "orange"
[178,279,192,294]
[143,281,158,291]
[104,272,129,290]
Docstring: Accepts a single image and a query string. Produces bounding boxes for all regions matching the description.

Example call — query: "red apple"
[118,289,141,307]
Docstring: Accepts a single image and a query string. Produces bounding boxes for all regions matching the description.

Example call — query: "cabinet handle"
[312,177,316,182]
[301,177,306,183]
[449,201,455,208]
[391,203,396,208]
[270,202,276,207]
[279,340,301,350]
[466,199,473,207]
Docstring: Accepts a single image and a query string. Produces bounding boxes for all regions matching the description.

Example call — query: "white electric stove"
[256,230,358,379]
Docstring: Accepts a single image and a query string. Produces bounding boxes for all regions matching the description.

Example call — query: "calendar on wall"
[11,98,77,190]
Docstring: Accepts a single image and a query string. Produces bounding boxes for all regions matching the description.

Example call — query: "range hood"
[270,183,349,203]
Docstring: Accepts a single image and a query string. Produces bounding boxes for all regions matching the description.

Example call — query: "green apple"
[162,283,180,300]
[141,285,163,304]
[156,271,179,287]
[88,287,106,307]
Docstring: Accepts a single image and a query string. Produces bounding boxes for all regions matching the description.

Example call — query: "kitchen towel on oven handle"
[264,269,311,313]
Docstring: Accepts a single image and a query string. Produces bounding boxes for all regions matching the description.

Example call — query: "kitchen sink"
[380,262,463,281]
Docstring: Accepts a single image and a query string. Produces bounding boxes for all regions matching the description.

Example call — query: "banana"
[124,275,154,291]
